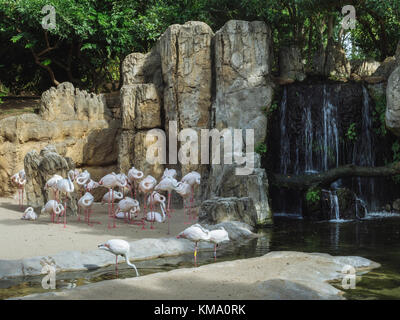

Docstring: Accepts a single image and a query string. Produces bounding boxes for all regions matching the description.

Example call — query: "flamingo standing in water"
[21,207,37,221]
[98,239,139,278]
[99,173,127,229]
[78,192,97,226]
[56,170,75,228]
[116,197,140,224]
[155,176,179,234]
[11,170,26,210]
[138,175,157,229]
[176,223,211,267]
[41,200,64,223]
[146,191,167,229]
[181,171,201,219]
[208,227,230,261]
[127,167,144,198]
[175,181,193,224]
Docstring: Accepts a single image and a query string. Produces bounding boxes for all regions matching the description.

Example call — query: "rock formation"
[0,82,119,197]
[279,45,306,81]
[24,145,78,214]
[386,66,400,136]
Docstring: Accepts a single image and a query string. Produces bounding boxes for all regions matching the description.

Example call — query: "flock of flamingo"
[10,167,230,273]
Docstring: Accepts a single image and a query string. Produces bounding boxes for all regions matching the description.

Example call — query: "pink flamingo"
[102,190,124,205]
[78,192,97,226]
[145,194,167,228]
[175,181,193,224]
[41,200,64,223]
[99,173,127,229]
[21,207,37,221]
[181,171,201,219]
[11,170,26,210]
[85,179,100,192]
[176,223,211,267]
[116,197,140,224]
[138,175,157,229]
[56,170,75,228]
[115,207,139,221]
[98,239,139,278]
[208,228,230,261]
[155,176,180,234]
[127,167,144,198]
[146,191,167,229]
[44,174,63,202]
[162,168,177,179]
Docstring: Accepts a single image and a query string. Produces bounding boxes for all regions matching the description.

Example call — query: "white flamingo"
[76,170,91,186]
[11,170,26,210]
[138,175,157,229]
[127,167,144,198]
[56,170,75,228]
[176,223,211,266]
[102,190,124,205]
[145,200,167,224]
[78,192,97,226]
[155,176,180,234]
[117,197,140,224]
[145,191,167,228]
[44,174,63,201]
[98,239,139,277]
[181,171,201,219]
[85,179,100,192]
[208,227,230,261]
[162,168,177,179]
[41,200,64,223]
[175,181,194,224]
[115,206,140,220]
[21,207,37,221]
[99,172,128,229]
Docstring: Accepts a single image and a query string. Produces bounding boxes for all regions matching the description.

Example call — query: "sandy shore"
[14,251,380,300]
[0,197,196,260]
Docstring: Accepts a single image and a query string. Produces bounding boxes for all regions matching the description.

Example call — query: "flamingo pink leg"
[194,242,198,267]
[214,244,217,261]
[141,194,147,230]
[63,197,67,228]
[112,189,116,228]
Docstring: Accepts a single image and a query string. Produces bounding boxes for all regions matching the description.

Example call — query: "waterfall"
[329,190,340,221]
[280,87,290,174]
[322,85,339,171]
[273,83,385,216]
[304,104,313,173]
[355,197,368,219]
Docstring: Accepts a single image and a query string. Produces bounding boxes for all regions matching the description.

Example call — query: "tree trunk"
[271,163,400,191]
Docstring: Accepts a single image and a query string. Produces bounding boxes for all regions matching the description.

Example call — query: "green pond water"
[1,212,400,300]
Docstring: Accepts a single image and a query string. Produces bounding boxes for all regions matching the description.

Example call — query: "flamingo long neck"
[66,174,74,192]
[124,254,139,277]
[160,203,166,221]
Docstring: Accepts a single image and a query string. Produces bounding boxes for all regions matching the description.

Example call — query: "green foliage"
[306,188,320,204]
[346,122,358,141]
[372,93,387,137]
[262,101,278,118]
[255,142,267,155]
[1,0,400,93]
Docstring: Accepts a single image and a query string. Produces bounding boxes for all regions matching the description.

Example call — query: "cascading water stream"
[280,87,290,175]
[272,83,386,217]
